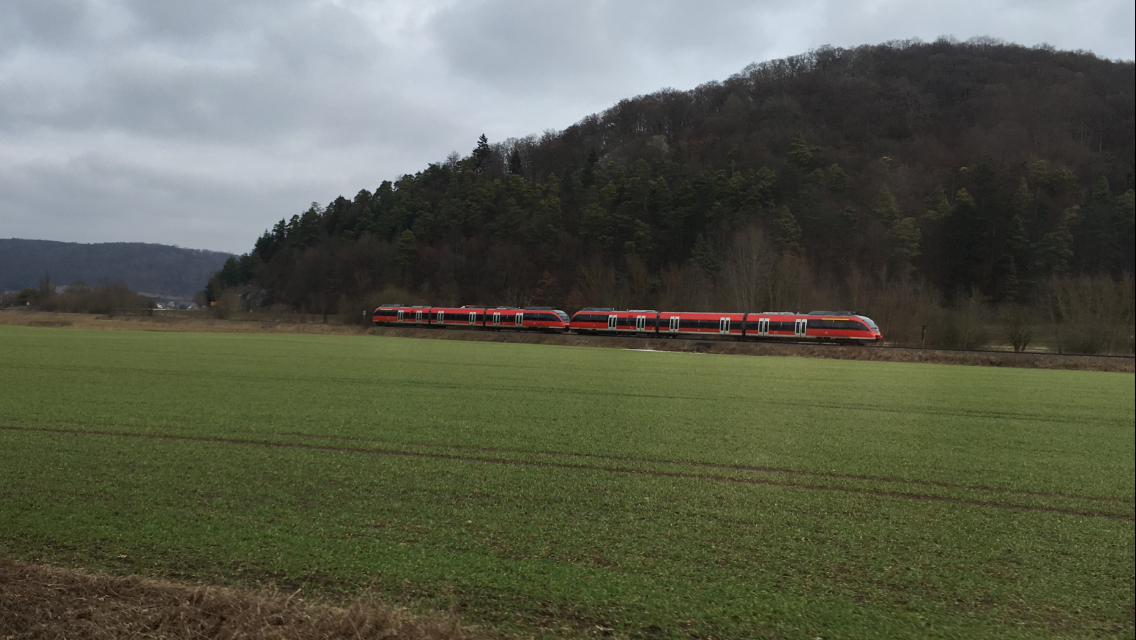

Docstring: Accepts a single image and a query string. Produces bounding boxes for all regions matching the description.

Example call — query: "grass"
[0,324,1132,639]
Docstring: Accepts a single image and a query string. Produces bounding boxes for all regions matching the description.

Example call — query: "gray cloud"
[0,0,1132,254]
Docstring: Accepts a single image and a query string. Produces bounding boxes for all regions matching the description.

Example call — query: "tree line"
[206,39,1135,353]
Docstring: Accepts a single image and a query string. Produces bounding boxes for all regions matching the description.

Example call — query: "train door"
[635,315,647,332]
[468,311,477,326]
[757,318,769,337]
[397,310,404,322]
[415,310,424,324]
[668,316,680,333]
[794,318,807,338]
[719,317,731,335]
[437,310,444,324]
[515,312,524,327]
[608,315,618,331]
[492,312,501,327]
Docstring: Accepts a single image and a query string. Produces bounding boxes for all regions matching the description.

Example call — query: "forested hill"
[1,239,232,298]
[211,39,1134,324]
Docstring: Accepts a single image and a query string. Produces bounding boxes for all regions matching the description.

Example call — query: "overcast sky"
[1,0,1133,254]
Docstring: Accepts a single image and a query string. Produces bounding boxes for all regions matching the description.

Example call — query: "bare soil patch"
[1,310,1131,373]
[0,559,479,640]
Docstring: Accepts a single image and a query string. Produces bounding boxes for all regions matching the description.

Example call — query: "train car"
[737,311,882,343]
[431,306,487,328]
[569,308,660,334]
[372,304,433,326]
[741,312,805,339]
[481,307,570,332]
[569,307,882,343]
[658,311,747,337]
[372,305,570,332]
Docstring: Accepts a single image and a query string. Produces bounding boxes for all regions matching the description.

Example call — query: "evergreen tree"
[1035,207,1077,277]
[772,206,803,255]
[786,132,818,168]
[692,234,722,278]
[472,134,491,173]
[947,189,984,291]
[396,229,417,272]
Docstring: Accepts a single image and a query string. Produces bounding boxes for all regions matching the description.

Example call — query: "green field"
[0,325,1132,639]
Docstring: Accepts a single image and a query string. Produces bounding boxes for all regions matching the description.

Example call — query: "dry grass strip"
[0,560,480,640]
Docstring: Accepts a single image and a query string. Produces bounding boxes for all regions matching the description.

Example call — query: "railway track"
[367,323,1135,372]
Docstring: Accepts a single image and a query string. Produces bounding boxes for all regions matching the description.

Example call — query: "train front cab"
[801,313,883,343]
[854,315,884,342]
[520,307,571,332]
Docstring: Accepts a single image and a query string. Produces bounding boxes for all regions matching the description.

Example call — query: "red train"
[372,304,883,344]
[372,305,571,331]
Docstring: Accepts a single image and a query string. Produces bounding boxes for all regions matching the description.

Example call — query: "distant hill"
[215,39,1133,318]
[0,239,232,298]
[185,39,1134,353]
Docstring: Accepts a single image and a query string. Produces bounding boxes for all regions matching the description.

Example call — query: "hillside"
[208,39,1134,350]
[0,239,232,298]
